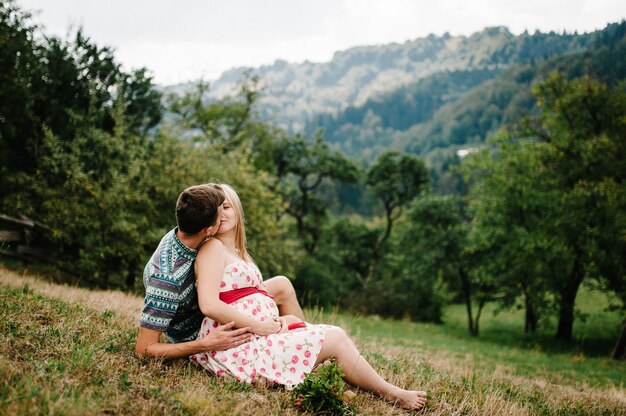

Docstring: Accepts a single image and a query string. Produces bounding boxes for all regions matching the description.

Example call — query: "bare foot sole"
[392,389,428,410]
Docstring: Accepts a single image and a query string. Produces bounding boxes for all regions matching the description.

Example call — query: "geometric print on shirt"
[139,228,204,343]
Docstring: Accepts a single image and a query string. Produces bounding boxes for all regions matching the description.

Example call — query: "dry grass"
[1,265,625,415]
[0,265,142,323]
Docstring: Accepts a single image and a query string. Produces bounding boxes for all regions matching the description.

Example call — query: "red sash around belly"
[219,287,273,304]
[218,287,307,330]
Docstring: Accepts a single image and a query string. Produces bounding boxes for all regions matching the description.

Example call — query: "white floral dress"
[191,259,334,389]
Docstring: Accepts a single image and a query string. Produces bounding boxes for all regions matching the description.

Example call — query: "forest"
[1,1,625,360]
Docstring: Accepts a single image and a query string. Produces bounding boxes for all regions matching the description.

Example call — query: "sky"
[17,0,626,85]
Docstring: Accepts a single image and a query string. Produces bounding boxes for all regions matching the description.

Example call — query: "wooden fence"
[0,213,53,264]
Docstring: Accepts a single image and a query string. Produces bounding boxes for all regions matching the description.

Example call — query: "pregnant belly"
[232,293,279,320]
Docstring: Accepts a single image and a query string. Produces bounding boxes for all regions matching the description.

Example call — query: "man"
[136,183,304,359]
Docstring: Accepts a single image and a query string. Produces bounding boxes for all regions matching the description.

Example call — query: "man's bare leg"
[264,275,305,320]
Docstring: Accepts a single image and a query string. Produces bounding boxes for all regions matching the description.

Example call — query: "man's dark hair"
[175,184,225,235]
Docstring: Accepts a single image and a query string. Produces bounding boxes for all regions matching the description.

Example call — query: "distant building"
[456,147,479,158]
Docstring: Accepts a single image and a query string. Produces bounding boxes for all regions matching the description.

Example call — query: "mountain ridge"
[163,25,595,131]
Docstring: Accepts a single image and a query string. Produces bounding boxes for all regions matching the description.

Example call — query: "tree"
[0,7,162,216]
[365,151,429,281]
[0,2,42,204]
[166,73,262,151]
[270,133,359,254]
[461,137,559,333]
[523,74,626,342]
[464,73,626,342]
[397,195,498,331]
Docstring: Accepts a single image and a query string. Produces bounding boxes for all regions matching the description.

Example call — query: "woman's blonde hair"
[219,184,253,263]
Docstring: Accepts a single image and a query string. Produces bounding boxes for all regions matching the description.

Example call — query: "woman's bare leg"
[315,327,427,410]
[264,275,305,320]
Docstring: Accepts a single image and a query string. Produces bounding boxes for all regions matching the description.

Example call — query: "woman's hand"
[275,317,289,333]
[274,315,305,333]
[253,319,281,336]
[280,314,302,327]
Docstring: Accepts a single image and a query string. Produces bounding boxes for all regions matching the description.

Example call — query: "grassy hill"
[1,265,624,415]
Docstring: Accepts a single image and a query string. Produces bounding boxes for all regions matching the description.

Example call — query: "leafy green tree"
[0,5,162,216]
[269,133,360,254]
[461,137,558,333]
[0,2,42,204]
[365,151,429,281]
[463,74,626,342]
[522,74,626,342]
[397,195,493,330]
[30,104,150,287]
[166,74,262,151]
[292,217,380,310]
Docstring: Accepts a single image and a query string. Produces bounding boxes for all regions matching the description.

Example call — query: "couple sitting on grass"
[135,183,427,411]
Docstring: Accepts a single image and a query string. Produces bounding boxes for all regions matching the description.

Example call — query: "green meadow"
[1,267,624,415]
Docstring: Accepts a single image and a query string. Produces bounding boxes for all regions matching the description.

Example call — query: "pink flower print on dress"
[291,355,299,364]
[241,358,248,365]
[216,370,224,376]
[265,349,271,356]
[275,372,281,377]
[267,340,273,347]
[304,350,311,358]
[296,344,302,350]
[232,267,238,273]
[238,367,244,373]
[220,281,226,288]
[221,356,228,363]
[290,367,297,373]
[232,283,238,289]
[232,351,239,358]
[303,359,310,366]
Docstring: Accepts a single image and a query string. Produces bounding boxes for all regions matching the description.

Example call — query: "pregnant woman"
[191,184,427,410]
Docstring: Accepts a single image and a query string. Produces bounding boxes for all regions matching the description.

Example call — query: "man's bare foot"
[390,388,428,410]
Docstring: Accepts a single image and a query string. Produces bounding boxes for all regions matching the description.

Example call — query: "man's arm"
[135,322,251,359]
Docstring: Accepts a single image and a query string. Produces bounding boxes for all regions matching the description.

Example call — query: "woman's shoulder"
[197,237,225,255]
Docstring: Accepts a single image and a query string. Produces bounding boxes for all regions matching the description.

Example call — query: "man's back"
[140,228,204,343]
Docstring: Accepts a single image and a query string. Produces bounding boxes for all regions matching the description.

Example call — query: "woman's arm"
[195,239,280,336]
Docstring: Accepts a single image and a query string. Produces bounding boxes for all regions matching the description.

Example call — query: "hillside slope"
[1,266,625,415]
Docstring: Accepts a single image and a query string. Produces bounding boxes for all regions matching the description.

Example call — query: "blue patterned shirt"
[140,228,203,343]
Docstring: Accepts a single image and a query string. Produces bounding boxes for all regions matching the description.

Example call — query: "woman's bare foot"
[388,388,428,410]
